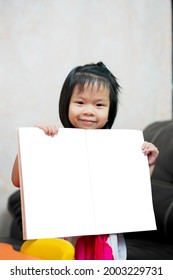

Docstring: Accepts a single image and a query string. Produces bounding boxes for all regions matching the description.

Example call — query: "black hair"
[59,62,121,129]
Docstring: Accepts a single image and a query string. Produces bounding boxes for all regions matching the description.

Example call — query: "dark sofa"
[5,120,173,259]
[125,120,173,259]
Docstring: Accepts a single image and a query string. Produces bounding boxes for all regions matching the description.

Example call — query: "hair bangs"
[74,72,110,94]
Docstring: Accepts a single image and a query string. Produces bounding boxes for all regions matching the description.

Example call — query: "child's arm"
[11,124,59,188]
[11,155,20,188]
[141,141,159,176]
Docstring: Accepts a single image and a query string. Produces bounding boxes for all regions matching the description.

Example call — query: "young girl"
[12,61,159,260]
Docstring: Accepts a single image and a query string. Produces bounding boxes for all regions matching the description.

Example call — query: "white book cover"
[17,128,156,240]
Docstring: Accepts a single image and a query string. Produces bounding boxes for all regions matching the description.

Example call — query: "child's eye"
[75,101,84,105]
[96,103,105,107]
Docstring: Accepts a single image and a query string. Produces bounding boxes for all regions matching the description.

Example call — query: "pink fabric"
[75,235,114,260]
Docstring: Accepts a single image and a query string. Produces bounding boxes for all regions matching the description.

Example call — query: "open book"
[18,128,156,240]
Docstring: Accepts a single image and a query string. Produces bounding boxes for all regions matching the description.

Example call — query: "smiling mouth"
[80,119,96,123]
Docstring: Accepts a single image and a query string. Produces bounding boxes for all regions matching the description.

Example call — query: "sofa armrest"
[8,190,22,240]
[151,179,173,242]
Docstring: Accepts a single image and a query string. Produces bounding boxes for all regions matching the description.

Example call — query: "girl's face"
[68,82,110,129]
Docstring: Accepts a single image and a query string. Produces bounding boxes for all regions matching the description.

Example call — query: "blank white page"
[18,128,95,239]
[85,129,156,234]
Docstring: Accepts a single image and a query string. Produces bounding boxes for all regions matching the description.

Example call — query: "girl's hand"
[35,124,59,137]
[141,141,159,166]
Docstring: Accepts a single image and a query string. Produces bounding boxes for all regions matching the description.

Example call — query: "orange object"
[20,238,75,260]
[0,243,38,260]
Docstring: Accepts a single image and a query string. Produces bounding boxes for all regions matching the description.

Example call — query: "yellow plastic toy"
[20,238,75,260]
